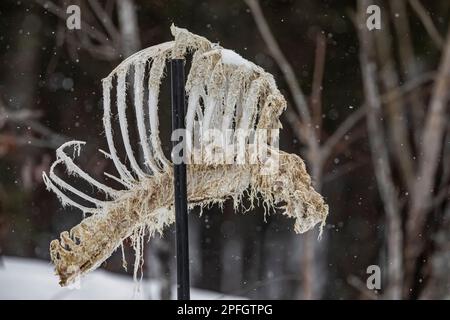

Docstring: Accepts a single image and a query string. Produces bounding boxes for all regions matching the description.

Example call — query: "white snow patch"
[220,49,252,68]
[0,256,243,300]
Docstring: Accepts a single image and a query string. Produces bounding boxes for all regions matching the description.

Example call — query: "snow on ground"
[0,256,242,300]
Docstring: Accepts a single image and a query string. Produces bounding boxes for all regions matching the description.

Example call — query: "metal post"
[171,58,190,300]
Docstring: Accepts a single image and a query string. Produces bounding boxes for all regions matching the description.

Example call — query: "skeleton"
[43,26,328,286]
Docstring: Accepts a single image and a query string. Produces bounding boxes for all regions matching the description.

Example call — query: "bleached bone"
[102,78,135,184]
[43,25,328,286]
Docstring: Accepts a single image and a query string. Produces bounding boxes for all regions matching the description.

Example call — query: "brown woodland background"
[0,0,449,299]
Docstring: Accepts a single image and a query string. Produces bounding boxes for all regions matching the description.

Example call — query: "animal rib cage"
[43,25,328,286]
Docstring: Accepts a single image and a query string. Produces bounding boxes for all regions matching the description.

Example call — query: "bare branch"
[320,71,434,161]
[357,0,403,299]
[35,0,120,61]
[391,0,424,142]
[375,7,414,189]
[36,0,111,46]
[88,0,120,44]
[117,0,141,57]
[245,0,313,131]
[408,0,444,49]
[0,134,59,150]
[323,159,368,184]
[283,107,309,146]
[347,275,379,300]
[311,32,327,137]
[321,106,366,161]
[0,98,68,149]
[407,26,450,269]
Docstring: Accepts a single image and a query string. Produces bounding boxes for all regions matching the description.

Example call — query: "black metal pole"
[171,58,190,300]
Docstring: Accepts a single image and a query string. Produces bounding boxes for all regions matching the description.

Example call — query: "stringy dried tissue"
[43,25,328,286]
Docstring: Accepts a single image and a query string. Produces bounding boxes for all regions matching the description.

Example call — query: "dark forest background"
[0,0,449,299]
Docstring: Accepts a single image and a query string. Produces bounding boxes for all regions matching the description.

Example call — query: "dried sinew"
[43,25,328,286]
